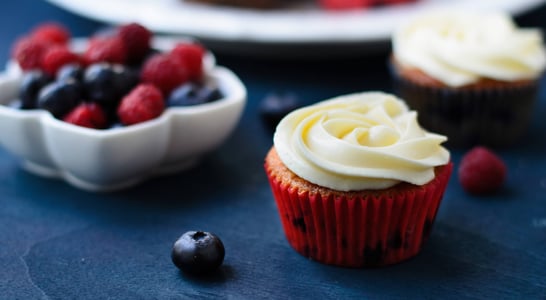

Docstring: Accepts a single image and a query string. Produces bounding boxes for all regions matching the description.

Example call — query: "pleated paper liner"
[389,59,539,148]
[265,148,453,268]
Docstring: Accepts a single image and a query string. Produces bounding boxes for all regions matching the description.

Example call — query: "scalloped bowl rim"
[0,40,246,192]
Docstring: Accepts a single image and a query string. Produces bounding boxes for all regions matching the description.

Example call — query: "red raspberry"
[141,53,189,96]
[319,0,373,10]
[83,36,127,65]
[11,37,51,71]
[41,45,80,76]
[117,23,152,64]
[117,84,165,125]
[63,103,108,129]
[170,43,205,81]
[31,22,70,45]
[458,146,507,195]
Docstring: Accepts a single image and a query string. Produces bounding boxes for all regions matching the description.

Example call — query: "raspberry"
[141,53,189,96]
[117,84,164,125]
[83,36,126,65]
[11,37,51,71]
[31,22,70,45]
[41,45,80,76]
[170,43,205,81]
[63,103,107,129]
[458,146,507,195]
[117,23,152,64]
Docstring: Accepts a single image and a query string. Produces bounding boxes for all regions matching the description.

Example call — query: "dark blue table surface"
[1,1,545,299]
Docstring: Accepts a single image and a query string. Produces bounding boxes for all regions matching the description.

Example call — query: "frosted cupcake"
[390,11,546,147]
[264,92,452,267]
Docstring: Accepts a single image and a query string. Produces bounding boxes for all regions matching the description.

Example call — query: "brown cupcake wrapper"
[389,64,539,147]
[266,162,453,268]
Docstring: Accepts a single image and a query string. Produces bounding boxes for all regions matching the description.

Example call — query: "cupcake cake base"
[265,148,453,268]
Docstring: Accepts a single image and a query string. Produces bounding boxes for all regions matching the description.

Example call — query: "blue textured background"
[1,1,545,299]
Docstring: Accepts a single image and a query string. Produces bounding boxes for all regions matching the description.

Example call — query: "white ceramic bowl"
[0,38,246,192]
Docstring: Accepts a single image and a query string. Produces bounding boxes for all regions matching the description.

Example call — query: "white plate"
[47,0,546,56]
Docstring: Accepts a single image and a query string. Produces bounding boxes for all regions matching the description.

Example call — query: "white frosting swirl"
[273,92,450,191]
[393,11,546,87]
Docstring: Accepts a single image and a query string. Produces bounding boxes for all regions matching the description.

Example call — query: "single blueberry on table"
[19,70,52,109]
[259,91,301,131]
[171,231,225,275]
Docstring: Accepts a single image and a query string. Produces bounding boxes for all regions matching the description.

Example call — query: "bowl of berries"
[0,22,246,192]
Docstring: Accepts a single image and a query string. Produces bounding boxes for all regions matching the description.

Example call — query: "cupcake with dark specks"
[264,92,452,268]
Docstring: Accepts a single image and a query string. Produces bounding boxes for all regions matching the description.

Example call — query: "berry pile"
[9,22,222,129]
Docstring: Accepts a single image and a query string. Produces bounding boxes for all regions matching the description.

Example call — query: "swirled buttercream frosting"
[393,11,546,87]
[273,92,450,191]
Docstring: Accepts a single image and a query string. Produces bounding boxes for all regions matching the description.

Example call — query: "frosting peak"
[273,92,450,191]
[393,11,546,87]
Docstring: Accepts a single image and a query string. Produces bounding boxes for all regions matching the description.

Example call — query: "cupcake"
[390,11,546,147]
[264,92,452,267]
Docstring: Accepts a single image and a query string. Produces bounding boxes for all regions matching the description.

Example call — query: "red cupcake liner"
[266,163,453,268]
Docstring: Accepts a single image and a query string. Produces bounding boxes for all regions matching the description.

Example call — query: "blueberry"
[83,63,138,106]
[171,231,225,275]
[37,79,82,118]
[19,70,52,109]
[167,82,222,107]
[259,92,301,131]
[57,64,84,82]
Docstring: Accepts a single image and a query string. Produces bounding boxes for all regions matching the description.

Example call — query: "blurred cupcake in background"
[390,11,546,147]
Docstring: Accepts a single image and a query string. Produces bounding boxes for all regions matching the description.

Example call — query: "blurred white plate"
[46,0,546,56]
